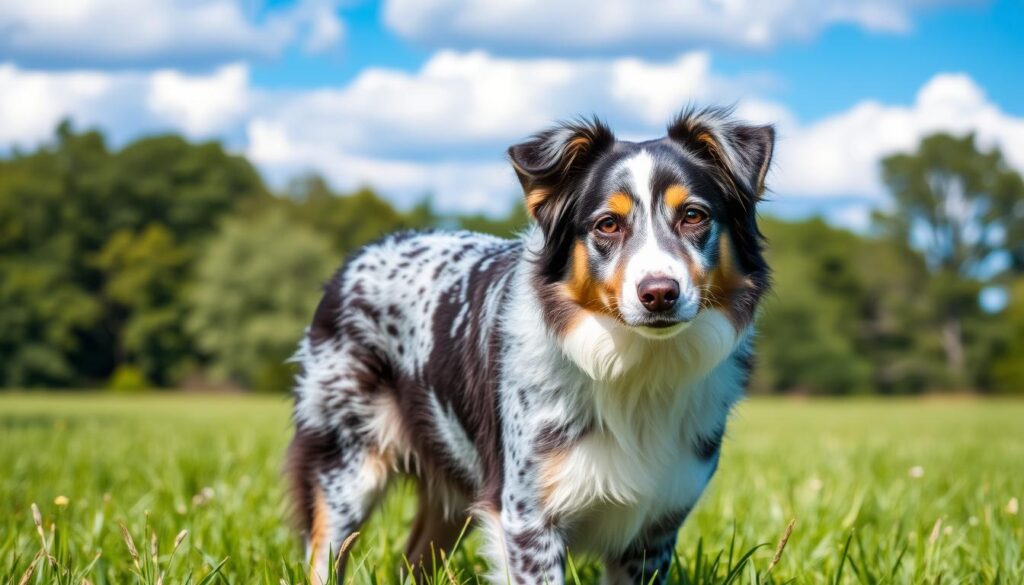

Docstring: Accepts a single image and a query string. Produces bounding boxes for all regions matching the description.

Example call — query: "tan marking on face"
[525,187,550,218]
[309,485,328,576]
[607,192,632,216]
[664,184,689,209]
[562,241,626,319]
[703,233,754,329]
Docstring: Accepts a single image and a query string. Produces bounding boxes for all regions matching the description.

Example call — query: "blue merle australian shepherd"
[288,107,774,584]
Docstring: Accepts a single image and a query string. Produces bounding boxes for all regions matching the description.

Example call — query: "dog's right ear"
[508,119,615,232]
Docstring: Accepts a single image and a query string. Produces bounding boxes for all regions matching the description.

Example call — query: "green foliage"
[283,176,436,255]
[756,218,874,394]
[879,133,1024,386]
[455,204,530,238]
[991,279,1024,394]
[107,364,151,393]
[94,224,193,385]
[0,124,266,388]
[187,210,338,389]
[2,394,1022,582]
[1,123,1022,392]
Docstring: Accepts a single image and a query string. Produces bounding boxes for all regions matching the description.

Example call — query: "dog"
[287,107,774,584]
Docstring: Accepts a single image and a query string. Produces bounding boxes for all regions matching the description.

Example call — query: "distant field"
[1,394,1021,584]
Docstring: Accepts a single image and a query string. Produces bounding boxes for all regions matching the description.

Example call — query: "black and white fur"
[288,108,774,584]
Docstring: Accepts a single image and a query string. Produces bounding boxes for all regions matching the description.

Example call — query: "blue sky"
[252,0,1023,122]
[1,0,1022,225]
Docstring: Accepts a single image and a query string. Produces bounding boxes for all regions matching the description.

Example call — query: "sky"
[1,0,1022,227]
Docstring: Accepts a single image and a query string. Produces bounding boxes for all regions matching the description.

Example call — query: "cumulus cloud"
[0,0,344,69]
[773,73,1024,201]
[244,51,761,160]
[249,118,515,213]
[243,50,769,211]
[245,65,1024,214]
[3,50,1022,220]
[0,62,251,147]
[148,64,250,137]
[383,0,973,53]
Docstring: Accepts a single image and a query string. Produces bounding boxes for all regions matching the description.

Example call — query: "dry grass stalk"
[119,523,141,569]
[332,531,361,578]
[766,518,796,575]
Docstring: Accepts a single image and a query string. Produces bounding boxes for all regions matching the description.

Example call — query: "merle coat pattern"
[288,108,774,584]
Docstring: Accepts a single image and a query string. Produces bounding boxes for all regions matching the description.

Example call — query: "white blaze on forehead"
[622,149,655,203]
[619,150,689,285]
[610,148,706,329]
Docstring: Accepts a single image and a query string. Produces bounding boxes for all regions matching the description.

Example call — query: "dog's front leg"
[478,472,566,585]
[602,533,676,585]
[493,506,566,585]
[602,509,689,585]
[480,417,571,583]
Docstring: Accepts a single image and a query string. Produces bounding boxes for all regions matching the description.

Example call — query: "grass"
[1,393,1021,584]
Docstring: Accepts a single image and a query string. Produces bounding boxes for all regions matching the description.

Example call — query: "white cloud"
[773,73,1024,201]
[248,64,1024,215]
[383,0,973,53]
[610,53,763,126]
[0,0,344,69]
[0,62,251,147]
[3,49,1022,221]
[241,50,762,156]
[148,64,250,136]
[250,120,515,212]
[243,50,768,211]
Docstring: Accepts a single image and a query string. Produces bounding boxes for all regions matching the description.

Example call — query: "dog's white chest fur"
[546,419,718,554]
[504,285,748,555]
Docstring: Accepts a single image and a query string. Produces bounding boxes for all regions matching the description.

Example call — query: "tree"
[880,133,1024,383]
[284,176,433,255]
[0,122,267,387]
[0,127,111,386]
[93,224,191,385]
[755,218,874,394]
[187,210,338,391]
[990,278,1024,393]
[456,203,529,238]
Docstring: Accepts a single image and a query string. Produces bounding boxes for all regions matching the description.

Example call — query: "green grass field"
[1,394,1021,584]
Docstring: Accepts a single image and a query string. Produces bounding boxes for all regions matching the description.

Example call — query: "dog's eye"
[682,208,708,226]
[595,216,620,234]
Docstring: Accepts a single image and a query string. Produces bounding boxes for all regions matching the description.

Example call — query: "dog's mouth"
[625,300,701,338]
[631,317,693,339]
[643,319,682,329]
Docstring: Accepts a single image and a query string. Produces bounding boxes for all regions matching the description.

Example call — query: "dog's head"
[511,108,773,343]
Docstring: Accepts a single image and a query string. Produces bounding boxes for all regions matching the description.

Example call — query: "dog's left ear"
[508,119,615,231]
[667,109,774,200]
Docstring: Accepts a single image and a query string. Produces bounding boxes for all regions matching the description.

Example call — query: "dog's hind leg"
[403,483,470,582]
[289,359,400,585]
[289,422,391,585]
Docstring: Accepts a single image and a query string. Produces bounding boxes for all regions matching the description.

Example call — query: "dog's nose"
[637,277,680,313]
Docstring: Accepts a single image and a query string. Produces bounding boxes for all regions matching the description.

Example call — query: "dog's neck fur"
[491,228,750,554]
[511,230,744,455]
[511,226,746,392]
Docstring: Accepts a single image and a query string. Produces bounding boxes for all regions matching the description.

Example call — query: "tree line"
[1,123,1021,394]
